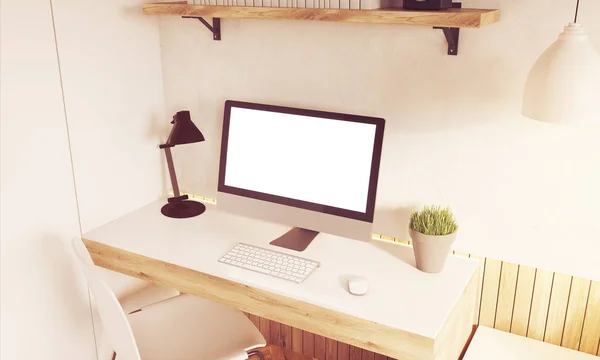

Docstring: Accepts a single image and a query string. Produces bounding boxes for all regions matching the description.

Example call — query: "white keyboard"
[219,243,320,283]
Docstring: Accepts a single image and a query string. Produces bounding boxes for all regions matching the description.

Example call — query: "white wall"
[52,0,167,234]
[0,0,96,359]
[50,0,169,358]
[158,0,600,281]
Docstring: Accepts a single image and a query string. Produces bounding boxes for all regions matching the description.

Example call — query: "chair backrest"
[71,238,141,360]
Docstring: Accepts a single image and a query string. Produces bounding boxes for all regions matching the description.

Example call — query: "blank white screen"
[224,107,377,213]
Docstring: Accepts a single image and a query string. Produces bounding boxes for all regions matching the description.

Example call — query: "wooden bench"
[463,326,598,360]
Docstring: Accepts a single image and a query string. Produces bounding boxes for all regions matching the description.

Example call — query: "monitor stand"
[270,227,320,252]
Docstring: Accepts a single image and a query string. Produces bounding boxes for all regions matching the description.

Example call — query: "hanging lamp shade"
[522,23,600,124]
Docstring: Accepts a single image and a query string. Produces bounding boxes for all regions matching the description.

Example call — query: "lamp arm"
[160,144,181,198]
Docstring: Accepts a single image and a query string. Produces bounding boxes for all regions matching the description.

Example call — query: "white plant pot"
[409,228,457,274]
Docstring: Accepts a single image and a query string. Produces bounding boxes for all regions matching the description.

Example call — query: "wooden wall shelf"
[143,2,500,55]
[143,3,500,28]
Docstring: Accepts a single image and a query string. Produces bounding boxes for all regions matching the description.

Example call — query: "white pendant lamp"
[522,0,600,124]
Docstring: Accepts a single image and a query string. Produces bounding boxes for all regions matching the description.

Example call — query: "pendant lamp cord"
[574,0,580,23]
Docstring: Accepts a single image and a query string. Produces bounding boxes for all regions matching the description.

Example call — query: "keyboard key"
[242,263,270,274]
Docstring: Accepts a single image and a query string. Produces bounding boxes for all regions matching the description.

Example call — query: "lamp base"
[161,200,206,219]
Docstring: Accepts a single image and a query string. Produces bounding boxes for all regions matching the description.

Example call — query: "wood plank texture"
[494,262,519,332]
[253,344,316,360]
[247,312,261,330]
[543,273,572,345]
[326,338,338,360]
[561,278,591,350]
[292,327,304,354]
[271,321,283,347]
[142,3,501,28]
[338,343,349,360]
[361,350,375,360]
[510,265,536,337]
[349,346,361,360]
[304,331,315,358]
[478,259,502,327]
[260,316,272,342]
[579,281,600,355]
[527,269,554,341]
[314,335,326,360]
[281,324,293,350]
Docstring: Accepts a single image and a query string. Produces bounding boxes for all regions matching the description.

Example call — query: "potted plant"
[409,205,458,273]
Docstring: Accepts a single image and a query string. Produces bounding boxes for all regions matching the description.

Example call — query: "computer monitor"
[217,100,385,251]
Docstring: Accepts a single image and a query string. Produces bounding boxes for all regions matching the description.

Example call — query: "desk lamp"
[159,110,206,218]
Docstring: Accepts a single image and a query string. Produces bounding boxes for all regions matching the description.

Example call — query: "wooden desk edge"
[83,238,436,359]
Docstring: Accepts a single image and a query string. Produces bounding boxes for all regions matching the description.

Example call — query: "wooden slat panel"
[373,354,386,360]
[561,277,591,350]
[142,3,502,28]
[544,273,572,345]
[478,258,502,327]
[580,281,600,355]
[271,320,283,346]
[303,331,315,357]
[338,343,350,360]
[349,346,362,360]
[292,327,303,354]
[260,316,271,341]
[314,335,326,360]
[281,323,293,350]
[527,269,553,341]
[510,265,536,336]
[495,262,519,332]
[362,349,375,360]
[247,312,261,330]
[326,338,338,360]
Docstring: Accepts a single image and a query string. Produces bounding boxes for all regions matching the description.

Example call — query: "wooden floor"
[252,345,315,360]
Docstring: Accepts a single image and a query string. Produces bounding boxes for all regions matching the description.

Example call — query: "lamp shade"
[165,110,205,146]
[522,23,600,124]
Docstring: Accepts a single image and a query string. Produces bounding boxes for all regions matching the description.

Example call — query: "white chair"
[72,238,266,360]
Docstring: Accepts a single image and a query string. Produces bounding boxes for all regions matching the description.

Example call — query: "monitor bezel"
[218,100,385,223]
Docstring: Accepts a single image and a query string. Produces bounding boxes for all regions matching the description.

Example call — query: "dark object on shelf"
[159,110,206,219]
[404,0,452,10]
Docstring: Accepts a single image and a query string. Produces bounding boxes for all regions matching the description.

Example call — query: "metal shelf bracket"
[433,2,461,55]
[183,16,221,41]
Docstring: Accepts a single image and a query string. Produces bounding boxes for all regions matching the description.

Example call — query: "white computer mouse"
[347,276,369,296]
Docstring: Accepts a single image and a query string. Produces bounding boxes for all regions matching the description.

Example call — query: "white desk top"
[84,199,479,339]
